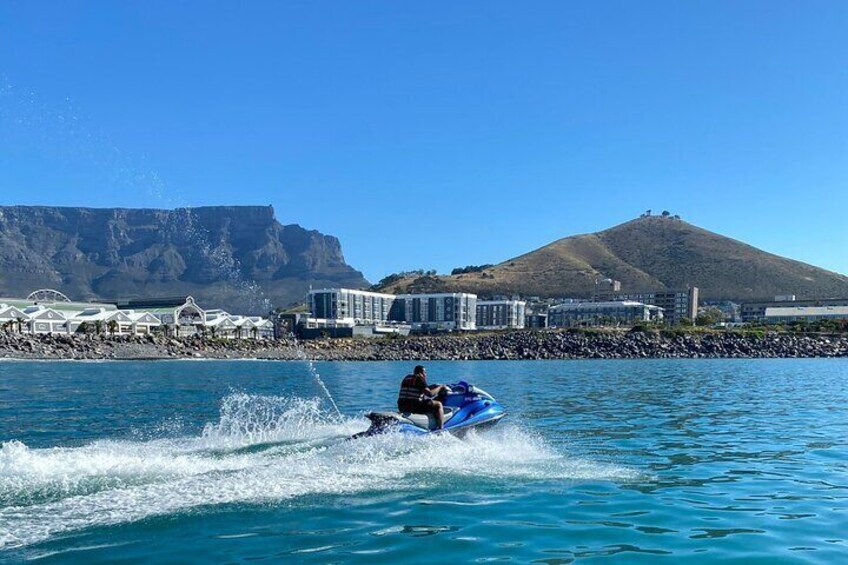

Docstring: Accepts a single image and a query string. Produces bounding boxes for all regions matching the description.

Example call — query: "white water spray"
[0,394,642,550]
[290,336,342,419]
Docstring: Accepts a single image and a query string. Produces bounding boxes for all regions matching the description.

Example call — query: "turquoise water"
[1,359,847,563]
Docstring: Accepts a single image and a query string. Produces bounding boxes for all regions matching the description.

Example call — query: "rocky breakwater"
[0,332,302,360]
[301,330,848,361]
[1,329,848,361]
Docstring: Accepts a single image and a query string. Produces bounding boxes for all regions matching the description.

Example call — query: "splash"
[0,395,640,550]
[0,77,272,315]
[290,338,343,419]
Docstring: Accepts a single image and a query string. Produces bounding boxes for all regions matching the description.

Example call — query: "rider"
[397,365,448,429]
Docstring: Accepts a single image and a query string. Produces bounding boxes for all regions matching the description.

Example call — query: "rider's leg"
[433,400,444,429]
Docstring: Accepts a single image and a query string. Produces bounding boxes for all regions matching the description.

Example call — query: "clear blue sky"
[1,1,846,283]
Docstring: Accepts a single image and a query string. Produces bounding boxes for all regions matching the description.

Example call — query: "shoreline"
[1,329,847,361]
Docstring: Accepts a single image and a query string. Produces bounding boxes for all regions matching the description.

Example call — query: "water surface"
[1,359,847,563]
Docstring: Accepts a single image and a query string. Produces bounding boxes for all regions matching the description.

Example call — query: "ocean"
[1,359,847,563]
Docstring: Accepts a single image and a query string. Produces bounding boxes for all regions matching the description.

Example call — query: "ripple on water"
[2,358,848,563]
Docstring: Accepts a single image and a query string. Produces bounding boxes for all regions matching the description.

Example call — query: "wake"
[0,393,639,550]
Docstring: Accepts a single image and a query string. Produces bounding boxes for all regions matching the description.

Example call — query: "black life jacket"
[398,374,426,404]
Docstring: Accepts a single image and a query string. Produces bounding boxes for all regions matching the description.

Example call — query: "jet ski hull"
[352,382,505,439]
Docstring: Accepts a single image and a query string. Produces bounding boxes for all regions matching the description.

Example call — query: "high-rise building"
[476,300,526,329]
[392,293,477,331]
[309,288,396,325]
[308,288,477,331]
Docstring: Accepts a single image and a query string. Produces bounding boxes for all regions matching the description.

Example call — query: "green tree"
[696,307,724,327]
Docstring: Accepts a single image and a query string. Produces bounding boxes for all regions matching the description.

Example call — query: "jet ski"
[352,381,505,438]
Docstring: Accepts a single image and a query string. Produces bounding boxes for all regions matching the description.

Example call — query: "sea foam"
[0,394,638,550]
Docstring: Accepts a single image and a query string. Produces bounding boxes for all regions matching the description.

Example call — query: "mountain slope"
[378,216,848,301]
[0,205,368,312]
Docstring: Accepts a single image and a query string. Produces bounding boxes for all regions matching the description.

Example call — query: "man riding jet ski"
[398,365,448,429]
[351,365,505,438]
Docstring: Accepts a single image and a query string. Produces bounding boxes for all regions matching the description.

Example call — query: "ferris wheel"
[26,289,72,303]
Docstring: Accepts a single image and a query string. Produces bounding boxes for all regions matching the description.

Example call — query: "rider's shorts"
[398,397,436,414]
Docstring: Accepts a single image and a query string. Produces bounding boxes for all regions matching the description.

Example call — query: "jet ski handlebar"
[444,381,494,401]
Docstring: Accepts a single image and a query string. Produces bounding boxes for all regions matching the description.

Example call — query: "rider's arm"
[426,384,448,396]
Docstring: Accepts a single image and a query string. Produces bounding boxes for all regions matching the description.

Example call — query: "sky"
[0,1,846,283]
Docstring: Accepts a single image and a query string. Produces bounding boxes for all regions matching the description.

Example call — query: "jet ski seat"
[401,407,457,430]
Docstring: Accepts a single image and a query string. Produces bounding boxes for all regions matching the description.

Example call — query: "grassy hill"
[377,215,848,301]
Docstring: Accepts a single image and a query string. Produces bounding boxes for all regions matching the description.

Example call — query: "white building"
[148,296,206,337]
[394,293,477,331]
[307,288,477,332]
[764,306,848,323]
[549,301,663,328]
[22,306,68,334]
[240,316,276,339]
[124,311,162,335]
[68,307,135,335]
[0,305,28,331]
[476,300,526,330]
[309,288,396,325]
[0,293,272,340]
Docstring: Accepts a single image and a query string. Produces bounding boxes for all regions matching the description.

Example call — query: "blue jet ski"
[353,381,505,438]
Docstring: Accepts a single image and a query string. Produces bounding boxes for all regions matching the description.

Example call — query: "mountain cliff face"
[377,216,848,301]
[0,205,368,312]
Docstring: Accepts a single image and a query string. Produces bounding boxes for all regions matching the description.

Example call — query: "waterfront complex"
[548,301,663,328]
[593,285,699,325]
[763,305,848,324]
[308,288,479,331]
[0,293,274,339]
[741,297,848,323]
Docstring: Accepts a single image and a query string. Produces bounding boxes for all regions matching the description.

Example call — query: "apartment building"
[476,300,526,330]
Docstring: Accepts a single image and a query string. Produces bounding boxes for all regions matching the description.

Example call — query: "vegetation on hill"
[375,215,848,301]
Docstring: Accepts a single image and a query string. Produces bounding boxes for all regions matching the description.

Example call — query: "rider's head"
[413,365,426,376]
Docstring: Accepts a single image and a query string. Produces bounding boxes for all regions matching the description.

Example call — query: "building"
[476,300,526,330]
[593,287,698,325]
[307,288,477,333]
[124,311,162,335]
[309,288,396,325]
[525,313,548,329]
[274,312,310,338]
[0,304,28,330]
[204,311,240,339]
[22,306,68,334]
[764,305,848,324]
[231,316,276,339]
[392,293,477,331]
[548,301,663,328]
[147,296,206,337]
[741,297,848,323]
[0,292,273,340]
[66,307,136,335]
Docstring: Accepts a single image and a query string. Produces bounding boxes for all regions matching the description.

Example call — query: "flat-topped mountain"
[377,215,848,301]
[0,205,368,312]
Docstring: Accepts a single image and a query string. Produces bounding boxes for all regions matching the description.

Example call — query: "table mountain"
[0,205,368,312]
[377,215,848,301]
